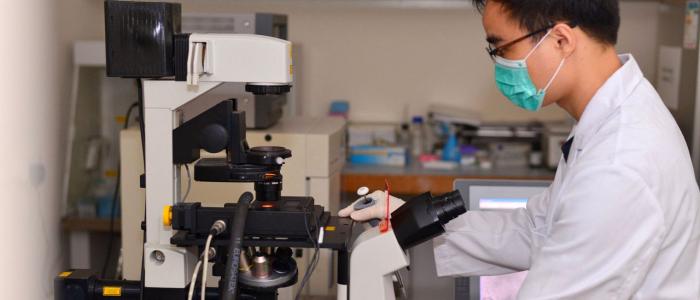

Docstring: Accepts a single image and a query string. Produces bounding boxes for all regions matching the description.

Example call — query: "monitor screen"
[468,185,545,212]
[478,197,528,210]
[476,192,531,300]
[453,180,551,300]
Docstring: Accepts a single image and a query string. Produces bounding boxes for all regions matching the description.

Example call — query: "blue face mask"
[494,30,566,111]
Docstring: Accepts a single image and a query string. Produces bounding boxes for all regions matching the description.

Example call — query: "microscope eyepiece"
[391,190,467,250]
[433,191,467,225]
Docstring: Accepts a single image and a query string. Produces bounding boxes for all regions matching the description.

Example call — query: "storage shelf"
[341,163,555,195]
[191,0,682,9]
[62,217,121,233]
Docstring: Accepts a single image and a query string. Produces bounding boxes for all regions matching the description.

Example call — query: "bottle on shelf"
[397,123,411,148]
[441,124,461,163]
[410,116,425,159]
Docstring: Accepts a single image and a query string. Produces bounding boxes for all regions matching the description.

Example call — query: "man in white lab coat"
[340,0,700,298]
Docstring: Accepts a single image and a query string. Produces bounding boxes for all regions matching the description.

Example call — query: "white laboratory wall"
[618,1,661,82]
[0,0,656,296]
[57,0,661,124]
[0,0,64,299]
[180,1,570,123]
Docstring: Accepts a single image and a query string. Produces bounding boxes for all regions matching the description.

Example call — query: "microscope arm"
[349,191,466,300]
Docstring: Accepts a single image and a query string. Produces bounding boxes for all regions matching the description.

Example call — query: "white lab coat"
[433,54,700,299]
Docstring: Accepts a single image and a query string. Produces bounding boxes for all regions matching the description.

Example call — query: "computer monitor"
[452,179,551,300]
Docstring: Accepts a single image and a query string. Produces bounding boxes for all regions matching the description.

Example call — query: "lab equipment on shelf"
[410,116,426,158]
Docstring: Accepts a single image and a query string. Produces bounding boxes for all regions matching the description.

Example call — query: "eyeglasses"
[486,22,577,60]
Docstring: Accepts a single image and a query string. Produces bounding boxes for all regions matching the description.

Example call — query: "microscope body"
[347,191,466,300]
[55,2,466,299]
[140,35,293,289]
[349,228,409,300]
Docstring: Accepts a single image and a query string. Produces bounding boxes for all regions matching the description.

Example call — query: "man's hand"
[338,190,405,222]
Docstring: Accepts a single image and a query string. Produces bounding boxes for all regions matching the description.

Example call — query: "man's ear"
[551,23,576,58]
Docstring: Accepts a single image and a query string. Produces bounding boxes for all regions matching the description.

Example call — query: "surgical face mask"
[494,30,566,111]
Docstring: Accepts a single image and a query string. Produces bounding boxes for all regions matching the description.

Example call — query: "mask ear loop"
[539,57,566,94]
[523,29,553,61]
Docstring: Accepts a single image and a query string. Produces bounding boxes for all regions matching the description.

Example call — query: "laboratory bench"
[341,163,556,196]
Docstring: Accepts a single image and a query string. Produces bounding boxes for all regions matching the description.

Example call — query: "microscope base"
[349,227,409,300]
[54,269,281,300]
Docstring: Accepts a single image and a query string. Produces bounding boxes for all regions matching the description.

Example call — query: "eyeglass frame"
[486,21,578,61]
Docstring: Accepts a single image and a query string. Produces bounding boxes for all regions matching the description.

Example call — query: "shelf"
[341,163,555,195]
[185,0,682,9]
[62,217,121,233]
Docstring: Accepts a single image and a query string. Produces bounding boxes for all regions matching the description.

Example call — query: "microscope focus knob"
[248,146,292,165]
[357,186,369,197]
[200,124,229,153]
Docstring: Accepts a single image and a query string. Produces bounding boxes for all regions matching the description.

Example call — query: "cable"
[221,192,254,300]
[188,245,219,300]
[136,79,145,166]
[183,164,192,202]
[295,205,321,300]
[124,102,139,131]
[135,79,146,300]
[200,234,214,300]
[301,213,320,299]
[101,101,138,279]
[100,163,121,279]
[187,260,203,300]
[201,220,227,300]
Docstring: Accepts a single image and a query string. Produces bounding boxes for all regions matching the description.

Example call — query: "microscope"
[55,2,467,299]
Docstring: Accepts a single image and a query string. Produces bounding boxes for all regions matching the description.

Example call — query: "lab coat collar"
[571,54,643,152]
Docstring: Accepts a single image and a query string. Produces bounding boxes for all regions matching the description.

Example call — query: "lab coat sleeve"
[432,188,551,277]
[517,164,664,299]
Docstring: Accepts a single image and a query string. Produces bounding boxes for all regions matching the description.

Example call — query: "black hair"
[473,0,620,45]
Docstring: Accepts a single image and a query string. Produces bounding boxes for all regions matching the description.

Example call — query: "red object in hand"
[380,178,391,233]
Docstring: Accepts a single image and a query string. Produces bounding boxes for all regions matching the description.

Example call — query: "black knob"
[272,258,295,274]
[245,84,292,95]
[275,247,293,258]
[200,124,228,153]
[272,248,297,275]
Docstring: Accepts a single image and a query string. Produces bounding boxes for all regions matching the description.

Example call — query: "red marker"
[380,178,391,233]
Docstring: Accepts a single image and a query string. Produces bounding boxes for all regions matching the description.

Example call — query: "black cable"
[136,79,146,163]
[221,192,254,300]
[183,164,192,202]
[135,79,146,300]
[101,101,139,279]
[296,205,321,300]
[305,212,321,296]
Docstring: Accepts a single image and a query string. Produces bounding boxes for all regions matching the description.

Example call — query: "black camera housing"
[104,1,181,78]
